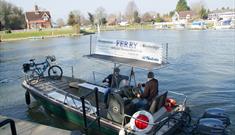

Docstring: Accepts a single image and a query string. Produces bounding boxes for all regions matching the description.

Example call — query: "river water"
[0,30,235,134]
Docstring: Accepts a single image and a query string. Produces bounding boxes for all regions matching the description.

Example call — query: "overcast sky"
[5,0,235,21]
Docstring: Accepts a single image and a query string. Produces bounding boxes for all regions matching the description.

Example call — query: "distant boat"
[174,23,185,30]
[190,21,206,30]
[214,19,233,29]
[119,21,129,26]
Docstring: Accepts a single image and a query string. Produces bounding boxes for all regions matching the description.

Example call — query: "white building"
[208,10,235,20]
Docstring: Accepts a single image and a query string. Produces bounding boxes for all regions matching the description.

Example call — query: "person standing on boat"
[103,67,123,108]
[103,67,121,88]
[136,71,159,107]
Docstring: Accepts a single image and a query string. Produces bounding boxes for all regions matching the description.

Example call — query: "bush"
[5,29,12,34]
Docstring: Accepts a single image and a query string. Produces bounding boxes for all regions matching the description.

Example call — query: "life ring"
[130,110,154,134]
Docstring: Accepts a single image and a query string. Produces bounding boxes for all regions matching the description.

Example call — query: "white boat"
[215,19,233,29]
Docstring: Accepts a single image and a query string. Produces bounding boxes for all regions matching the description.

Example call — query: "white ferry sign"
[96,39,163,64]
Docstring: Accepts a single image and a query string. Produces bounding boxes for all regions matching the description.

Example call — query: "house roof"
[178,11,196,18]
[25,11,51,21]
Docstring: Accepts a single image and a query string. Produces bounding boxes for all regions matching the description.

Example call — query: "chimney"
[35,5,39,14]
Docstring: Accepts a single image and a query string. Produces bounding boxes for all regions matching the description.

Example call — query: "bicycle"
[23,55,63,82]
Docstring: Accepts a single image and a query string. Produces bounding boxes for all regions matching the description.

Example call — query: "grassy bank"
[0,24,154,42]
[0,27,83,41]
[88,24,154,32]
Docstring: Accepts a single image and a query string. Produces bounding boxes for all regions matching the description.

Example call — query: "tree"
[95,7,107,25]
[0,0,25,30]
[191,2,208,19]
[133,11,141,23]
[101,18,107,25]
[125,1,139,23]
[199,6,208,19]
[67,12,76,26]
[56,18,65,28]
[176,0,190,12]
[88,12,94,26]
[169,11,175,17]
[107,14,117,25]
[67,10,82,26]
[142,12,153,22]
[155,13,164,22]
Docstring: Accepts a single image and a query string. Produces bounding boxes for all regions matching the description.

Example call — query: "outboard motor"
[197,118,226,135]
[202,108,231,127]
[196,108,231,135]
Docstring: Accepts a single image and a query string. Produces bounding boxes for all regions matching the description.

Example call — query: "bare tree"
[107,14,117,25]
[56,18,65,28]
[142,12,153,22]
[191,1,207,19]
[125,1,139,23]
[95,7,107,25]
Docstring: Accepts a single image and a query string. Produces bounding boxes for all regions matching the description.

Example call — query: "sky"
[5,0,235,21]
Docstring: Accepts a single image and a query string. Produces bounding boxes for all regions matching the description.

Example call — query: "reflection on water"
[0,30,235,134]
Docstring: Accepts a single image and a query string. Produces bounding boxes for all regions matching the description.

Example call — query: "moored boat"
[22,38,231,135]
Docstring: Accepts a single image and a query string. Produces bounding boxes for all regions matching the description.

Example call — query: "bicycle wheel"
[48,65,63,80]
[26,70,39,84]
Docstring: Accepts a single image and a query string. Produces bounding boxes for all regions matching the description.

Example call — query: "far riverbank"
[0,24,155,42]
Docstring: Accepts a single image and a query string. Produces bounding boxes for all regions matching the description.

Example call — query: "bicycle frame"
[30,58,52,77]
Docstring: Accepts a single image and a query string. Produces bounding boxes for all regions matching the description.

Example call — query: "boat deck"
[26,76,109,118]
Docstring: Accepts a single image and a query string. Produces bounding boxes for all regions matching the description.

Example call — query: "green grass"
[88,24,155,32]
[0,24,154,41]
[0,28,76,40]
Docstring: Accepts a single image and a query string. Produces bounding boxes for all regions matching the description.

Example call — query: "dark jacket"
[140,78,158,103]
[103,74,120,88]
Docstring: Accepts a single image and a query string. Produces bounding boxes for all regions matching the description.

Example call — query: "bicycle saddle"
[29,59,35,61]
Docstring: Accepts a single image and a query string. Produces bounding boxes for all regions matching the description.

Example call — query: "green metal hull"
[28,90,119,135]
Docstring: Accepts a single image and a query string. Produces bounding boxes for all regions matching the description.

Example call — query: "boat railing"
[122,108,186,133]
[80,87,100,134]
[0,119,17,135]
[92,71,109,85]
[122,113,172,130]
[168,91,187,109]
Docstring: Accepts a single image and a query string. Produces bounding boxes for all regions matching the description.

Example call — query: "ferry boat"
[22,38,231,135]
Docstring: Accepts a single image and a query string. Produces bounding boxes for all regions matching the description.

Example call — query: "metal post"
[166,43,168,63]
[90,35,92,55]
[80,96,88,134]
[71,66,74,78]
[92,71,96,83]
[94,87,100,128]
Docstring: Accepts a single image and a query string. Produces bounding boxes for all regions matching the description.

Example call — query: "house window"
[43,16,48,21]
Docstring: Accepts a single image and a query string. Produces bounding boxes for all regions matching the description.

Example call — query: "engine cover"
[197,118,225,135]
[202,108,231,126]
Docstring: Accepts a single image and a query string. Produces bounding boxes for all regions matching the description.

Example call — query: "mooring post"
[166,43,168,62]
[71,66,74,78]
[90,35,92,55]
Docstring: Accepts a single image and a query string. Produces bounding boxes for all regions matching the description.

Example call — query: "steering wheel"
[131,86,142,96]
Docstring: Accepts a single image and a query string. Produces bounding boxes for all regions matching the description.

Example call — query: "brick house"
[172,11,197,23]
[25,5,52,29]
